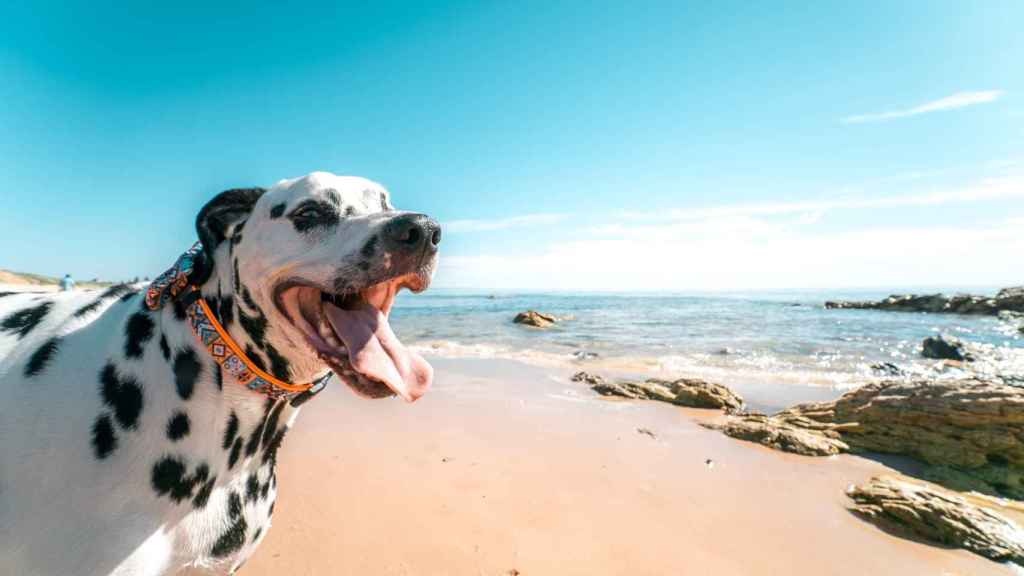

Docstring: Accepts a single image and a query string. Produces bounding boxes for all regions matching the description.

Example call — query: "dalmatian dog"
[0,172,440,575]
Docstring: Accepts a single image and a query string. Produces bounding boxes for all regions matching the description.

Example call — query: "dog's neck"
[194,252,322,388]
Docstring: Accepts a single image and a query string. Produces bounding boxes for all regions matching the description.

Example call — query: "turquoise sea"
[390,288,1024,389]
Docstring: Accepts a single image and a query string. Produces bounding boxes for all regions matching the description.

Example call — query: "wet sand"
[243,357,1016,575]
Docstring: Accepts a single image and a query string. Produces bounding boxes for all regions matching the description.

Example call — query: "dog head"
[194,171,439,401]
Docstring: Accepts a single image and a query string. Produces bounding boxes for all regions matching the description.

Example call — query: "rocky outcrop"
[703,378,1024,498]
[999,310,1024,335]
[825,286,1024,316]
[513,310,558,328]
[847,476,1024,565]
[573,371,744,412]
[788,378,1024,499]
[922,335,973,362]
[703,413,849,456]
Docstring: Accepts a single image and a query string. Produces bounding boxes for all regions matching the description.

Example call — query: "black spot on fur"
[228,438,243,470]
[237,282,258,309]
[229,490,243,518]
[240,285,257,310]
[1,301,52,339]
[288,199,340,234]
[245,474,259,503]
[252,527,263,543]
[238,306,267,349]
[91,414,118,459]
[380,193,389,212]
[325,188,341,206]
[25,336,61,377]
[172,299,188,321]
[151,457,187,500]
[215,365,224,391]
[193,475,217,509]
[0,291,17,298]
[167,411,190,441]
[151,457,210,504]
[159,334,170,361]
[246,344,267,371]
[74,284,133,317]
[245,423,262,458]
[265,344,291,381]
[269,203,285,219]
[209,296,222,322]
[268,500,275,516]
[124,312,155,359]
[100,363,144,430]
[344,205,357,217]
[261,402,285,449]
[361,235,378,258]
[262,427,289,466]
[222,412,240,449]
[173,349,202,400]
[211,516,247,558]
[232,258,241,294]
[219,295,235,329]
[119,290,139,302]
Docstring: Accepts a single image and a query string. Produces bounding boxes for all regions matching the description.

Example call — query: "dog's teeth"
[317,321,333,340]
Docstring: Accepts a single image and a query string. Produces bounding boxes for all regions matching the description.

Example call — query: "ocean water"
[390,288,1024,389]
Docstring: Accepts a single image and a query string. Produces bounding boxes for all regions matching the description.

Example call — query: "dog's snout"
[384,213,441,255]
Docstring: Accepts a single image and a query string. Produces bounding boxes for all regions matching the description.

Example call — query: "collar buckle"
[289,373,331,407]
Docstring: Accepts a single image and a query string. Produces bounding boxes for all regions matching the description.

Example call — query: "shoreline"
[243,356,1019,575]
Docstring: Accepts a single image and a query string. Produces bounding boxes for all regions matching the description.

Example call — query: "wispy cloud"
[841,90,1004,124]
[444,213,565,233]
[437,215,1024,291]
[621,176,1024,223]
[435,175,1024,291]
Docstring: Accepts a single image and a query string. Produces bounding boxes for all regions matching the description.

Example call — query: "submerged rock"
[870,362,906,377]
[847,476,1024,565]
[922,335,973,362]
[825,286,1024,316]
[573,371,744,412]
[513,310,558,328]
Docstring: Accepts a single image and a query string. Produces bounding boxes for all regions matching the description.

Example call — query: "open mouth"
[274,273,433,402]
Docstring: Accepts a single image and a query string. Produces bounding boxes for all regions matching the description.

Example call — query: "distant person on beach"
[60,274,75,291]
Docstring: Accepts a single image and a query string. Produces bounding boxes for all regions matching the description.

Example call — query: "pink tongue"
[323,301,433,402]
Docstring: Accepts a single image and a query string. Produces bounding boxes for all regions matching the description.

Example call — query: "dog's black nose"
[384,213,441,255]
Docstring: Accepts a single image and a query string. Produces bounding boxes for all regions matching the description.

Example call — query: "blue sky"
[2,1,1022,290]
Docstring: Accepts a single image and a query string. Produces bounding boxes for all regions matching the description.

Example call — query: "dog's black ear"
[193,187,265,285]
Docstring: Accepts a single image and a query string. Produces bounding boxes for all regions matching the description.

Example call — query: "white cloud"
[435,176,1024,291]
[841,90,1004,124]
[436,217,1024,291]
[444,213,565,233]
[621,176,1024,223]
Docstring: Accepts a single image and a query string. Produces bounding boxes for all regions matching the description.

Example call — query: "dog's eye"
[293,205,322,218]
[289,200,340,233]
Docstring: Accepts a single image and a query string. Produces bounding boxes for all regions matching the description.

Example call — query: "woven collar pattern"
[146,242,327,404]
[146,242,203,312]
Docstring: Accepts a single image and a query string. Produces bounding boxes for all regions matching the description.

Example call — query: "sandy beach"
[243,357,1021,576]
